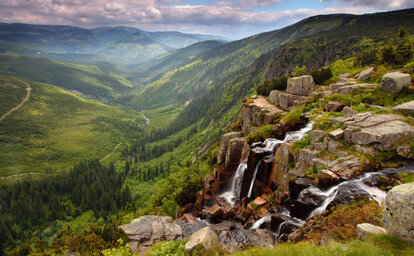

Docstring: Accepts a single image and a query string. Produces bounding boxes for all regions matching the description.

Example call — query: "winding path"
[99,112,150,162]
[0,79,31,121]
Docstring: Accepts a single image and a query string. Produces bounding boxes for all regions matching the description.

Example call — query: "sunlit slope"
[0,55,134,101]
[0,75,143,177]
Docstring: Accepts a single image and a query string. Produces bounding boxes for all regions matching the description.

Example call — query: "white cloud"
[321,0,414,9]
[239,0,282,7]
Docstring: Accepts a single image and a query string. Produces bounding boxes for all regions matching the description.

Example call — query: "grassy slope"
[0,75,144,178]
[0,55,135,101]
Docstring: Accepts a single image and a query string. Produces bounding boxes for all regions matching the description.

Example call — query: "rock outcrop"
[270,143,291,191]
[286,75,315,96]
[380,72,411,93]
[383,182,414,245]
[217,132,242,165]
[268,90,309,110]
[241,96,283,132]
[356,67,374,81]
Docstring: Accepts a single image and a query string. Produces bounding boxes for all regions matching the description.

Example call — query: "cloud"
[239,0,282,7]
[0,0,394,38]
[321,0,414,9]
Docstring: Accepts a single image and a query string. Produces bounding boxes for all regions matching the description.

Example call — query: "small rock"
[392,100,414,115]
[253,197,267,207]
[318,169,340,188]
[342,106,355,117]
[357,223,387,240]
[324,101,344,112]
[380,72,410,94]
[208,204,223,218]
[185,227,219,254]
[356,67,374,81]
[329,128,344,139]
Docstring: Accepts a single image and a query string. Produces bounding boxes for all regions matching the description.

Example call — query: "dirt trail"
[99,143,122,162]
[0,79,31,121]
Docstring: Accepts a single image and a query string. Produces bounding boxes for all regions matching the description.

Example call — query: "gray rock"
[270,143,291,190]
[330,82,345,90]
[342,106,355,117]
[269,90,308,110]
[220,132,242,152]
[268,90,279,105]
[329,128,344,139]
[310,130,325,144]
[392,100,414,115]
[185,227,219,253]
[357,223,387,240]
[340,73,349,79]
[356,67,374,81]
[380,72,411,94]
[286,75,315,96]
[324,101,344,112]
[334,83,375,95]
[383,182,414,245]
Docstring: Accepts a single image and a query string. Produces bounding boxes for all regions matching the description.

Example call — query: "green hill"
[0,75,144,178]
[0,55,135,101]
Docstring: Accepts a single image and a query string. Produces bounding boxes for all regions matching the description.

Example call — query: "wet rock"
[329,128,344,139]
[328,155,360,174]
[209,204,223,219]
[218,228,275,253]
[270,214,290,231]
[185,227,219,254]
[357,223,387,240]
[356,67,374,81]
[291,187,327,219]
[287,75,315,96]
[383,182,414,245]
[318,169,340,188]
[328,181,371,209]
[342,106,355,117]
[380,72,410,93]
[324,101,344,112]
[270,143,291,190]
[297,148,320,173]
[392,100,414,115]
[289,177,315,200]
[277,219,304,239]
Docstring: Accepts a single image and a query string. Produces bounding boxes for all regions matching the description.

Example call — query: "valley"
[0,6,414,256]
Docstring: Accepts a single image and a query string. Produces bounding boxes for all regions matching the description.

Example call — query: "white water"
[247,162,262,198]
[220,163,247,205]
[250,214,272,229]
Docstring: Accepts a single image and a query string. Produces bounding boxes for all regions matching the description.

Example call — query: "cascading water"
[220,162,247,205]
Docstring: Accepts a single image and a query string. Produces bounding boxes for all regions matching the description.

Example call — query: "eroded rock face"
[380,72,410,94]
[120,216,182,254]
[286,75,315,96]
[217,132,242,164]
[383,182,414,245]
[270,143,291,191]
[241,96,283,133]
[226,138,245,173]
[268,90,309,110]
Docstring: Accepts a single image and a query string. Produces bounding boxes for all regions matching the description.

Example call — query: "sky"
[1,0,413,39]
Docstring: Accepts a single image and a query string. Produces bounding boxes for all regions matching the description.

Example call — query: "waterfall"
[220,163,247,205]
[247,162,262,198]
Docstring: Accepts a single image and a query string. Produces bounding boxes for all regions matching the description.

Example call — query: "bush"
[356,49,379,66]
[256,76,288,96]
[380,43,397,64]
[314,114,333,130]
[311,67,333,85]
[247,125,274,143]
[281,106,304,127]
[291,65,308,77]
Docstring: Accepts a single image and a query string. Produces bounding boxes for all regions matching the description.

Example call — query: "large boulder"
[268,90,308,110]
[120,216,182,254]
[392,100,414,115]
[383,182,414,245]
[270,143,291,190]
[356,67,374,81]
[357,223,387,240]
[324,101,344,112]
[185,227,219,254]
[286,75,315,96]
[380,72,410,94]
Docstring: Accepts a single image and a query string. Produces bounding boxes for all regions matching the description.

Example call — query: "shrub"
[290,134,310,154]
[256,76,288,96]
[281,106,304,127]
[314,114,333,130]
[356,49,379,66]
[291,65,308,77]
[380,43,397,64]
[311,67,333,85]
[247,125,274,143]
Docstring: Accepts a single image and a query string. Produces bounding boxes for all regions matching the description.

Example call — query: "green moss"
[398,173,414,183]
[290,134,310,154]
[247,125,274,143]
[281,106,304,127]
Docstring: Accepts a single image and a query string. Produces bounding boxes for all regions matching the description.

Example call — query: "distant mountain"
[0,23,225,64]
[129,40,226,84]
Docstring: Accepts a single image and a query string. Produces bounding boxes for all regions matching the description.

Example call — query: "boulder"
[380,72,410,94]
[357,223,387,240]
[185,227,219,254]
[318,169,340,188]
[342,106,355,117]
[208,204,224,218]
[253,197,267,207]
[175,219,209,239]
[334,83,375,95]
[392,100,414,115]
[329,128,344,139]
[225,138,245,172]
[310,130,325,144]
[269,90,308,110]
[289,177,315,200]
[286,75,315,96]
[324,101,344,112]
[383,182,414,245]
[356,67,374,81]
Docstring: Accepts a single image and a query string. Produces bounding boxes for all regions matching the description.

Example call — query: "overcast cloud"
[0,0,413,39]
